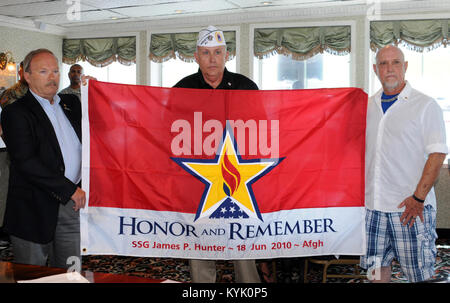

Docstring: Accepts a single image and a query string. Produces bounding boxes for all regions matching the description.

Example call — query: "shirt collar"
[197,68,230,89]
[375,81,412,104]
[397,81,412,101]
[30,89,60,108]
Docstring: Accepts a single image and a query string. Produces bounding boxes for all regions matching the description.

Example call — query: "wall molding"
[0,15,65,36]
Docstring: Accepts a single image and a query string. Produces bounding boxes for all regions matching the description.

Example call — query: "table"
[0,261,168,283]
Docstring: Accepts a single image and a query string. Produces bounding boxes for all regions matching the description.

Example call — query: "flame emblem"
[172,124,282,222]
[221,153,241,196]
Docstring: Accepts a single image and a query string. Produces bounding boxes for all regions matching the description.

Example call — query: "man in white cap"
[174,25,261,283]
[174,25,258,90]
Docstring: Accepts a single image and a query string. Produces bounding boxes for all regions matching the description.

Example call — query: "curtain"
[149,31,236,63]
[370,19,449,52]
[63,36,136,67]
[254,26,351,61]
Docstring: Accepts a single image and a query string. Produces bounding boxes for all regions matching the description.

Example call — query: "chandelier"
[0,51,16,71]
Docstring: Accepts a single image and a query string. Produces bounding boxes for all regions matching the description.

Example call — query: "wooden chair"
[304,256,366,283]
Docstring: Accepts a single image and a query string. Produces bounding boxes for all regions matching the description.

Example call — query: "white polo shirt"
[365,81,448,212]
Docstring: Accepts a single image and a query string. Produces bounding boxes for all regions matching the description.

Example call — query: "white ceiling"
[0,0,444,36]
[0,0,427,29]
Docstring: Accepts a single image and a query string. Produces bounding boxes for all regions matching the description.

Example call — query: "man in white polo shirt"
[361,45,448,282]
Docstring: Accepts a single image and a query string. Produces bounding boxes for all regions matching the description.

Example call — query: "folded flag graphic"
[80,80,367,259]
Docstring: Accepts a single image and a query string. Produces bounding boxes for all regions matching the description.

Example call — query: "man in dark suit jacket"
[0,49,86,269]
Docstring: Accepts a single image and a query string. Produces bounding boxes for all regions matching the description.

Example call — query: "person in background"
[0,61,28,237]
[0,49,86,269]
[174,25,260,283]
[361,45,447,282]
[59,64,83,101]
[0,61,28,109]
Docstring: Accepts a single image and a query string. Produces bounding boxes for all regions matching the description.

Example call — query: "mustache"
[46,81,58,87]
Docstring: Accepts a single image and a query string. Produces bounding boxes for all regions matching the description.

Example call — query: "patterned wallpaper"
[0,26,62,87]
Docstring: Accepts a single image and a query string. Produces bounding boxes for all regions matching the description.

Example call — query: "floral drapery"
[149,31,236,63]
[63,36,136,67]
[370,19,449,52]
[253,26,351,61]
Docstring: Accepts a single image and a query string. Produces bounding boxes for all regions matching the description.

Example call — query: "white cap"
[196,25,226,47]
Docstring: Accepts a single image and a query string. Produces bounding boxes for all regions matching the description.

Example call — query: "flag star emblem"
[172,124,283,222]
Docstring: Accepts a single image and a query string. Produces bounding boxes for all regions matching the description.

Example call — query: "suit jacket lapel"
[59,97,81,141]
[24,91,64,162]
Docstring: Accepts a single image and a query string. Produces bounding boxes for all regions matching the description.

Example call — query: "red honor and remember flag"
[80,80,367,259]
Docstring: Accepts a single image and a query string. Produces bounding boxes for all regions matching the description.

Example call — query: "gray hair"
[375,45,405,64]
[23,48,57,73]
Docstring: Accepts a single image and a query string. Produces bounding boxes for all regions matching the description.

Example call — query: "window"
[62,36,136,87]
[150,57,236,87]
[369,46,450,160]
[254,52,350,90]
[61,61,136,89]
[252,25,352,90]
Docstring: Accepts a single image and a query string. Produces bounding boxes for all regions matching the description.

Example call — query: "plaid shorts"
[360,205,437,282]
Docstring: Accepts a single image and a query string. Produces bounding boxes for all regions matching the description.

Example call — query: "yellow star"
[180,130,278,221]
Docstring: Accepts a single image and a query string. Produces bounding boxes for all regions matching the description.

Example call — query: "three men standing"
[1,37,447,284]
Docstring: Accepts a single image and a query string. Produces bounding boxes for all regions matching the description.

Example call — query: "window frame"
[249,20,356,89]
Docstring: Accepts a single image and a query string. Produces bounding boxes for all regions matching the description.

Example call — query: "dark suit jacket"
[1,91,81,244]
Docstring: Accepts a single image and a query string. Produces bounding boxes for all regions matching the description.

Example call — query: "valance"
[370,19,449,52]
[254,26,351,61]
[63,36,136,67]
[149,31,236,63]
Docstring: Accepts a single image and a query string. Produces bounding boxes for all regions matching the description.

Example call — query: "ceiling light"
[175,10,184,14]
[262,1,272,5]
[33,20,46,31]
